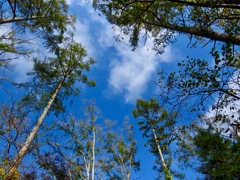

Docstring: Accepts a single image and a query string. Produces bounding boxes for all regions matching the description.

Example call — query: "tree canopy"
[94,0,240,53]
[1,0,240,179]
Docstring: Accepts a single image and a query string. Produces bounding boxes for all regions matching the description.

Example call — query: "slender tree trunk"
[86,163,90,180]
[92,130,95,180]
[5,77,65,176]
[151,125,172,180]
[83,154,90,180]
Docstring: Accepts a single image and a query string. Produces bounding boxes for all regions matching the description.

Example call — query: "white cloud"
[73,3,180,103]
[83,10,180,103]
[66,0,73,5]
[107,39,177,103]
[97,23,116,49]
[0,24,12,38]
[81,8,181,103]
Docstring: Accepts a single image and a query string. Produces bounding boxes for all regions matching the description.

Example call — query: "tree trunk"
[92,130,95,180]
[5,77,65,176]
[167,0,240,8]
[151,125,172,180]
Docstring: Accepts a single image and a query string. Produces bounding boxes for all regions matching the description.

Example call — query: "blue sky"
[64,1,203,179]
[0,0,220,179]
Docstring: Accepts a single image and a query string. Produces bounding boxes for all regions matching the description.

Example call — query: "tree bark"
[143,20,240,46]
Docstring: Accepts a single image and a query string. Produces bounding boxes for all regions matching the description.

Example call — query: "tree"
[155,44,240,177]
[0,92,32,180]
[132,98,182,180]
[54,100,100,180]
[1,0,73,39]
[0,101,30,160]
[175,120,240,180]
[37,151,72,180]
[92,1,240,178]
[0,29,32,68]
[94,0,240,52]
[0,0,74,67]
[4,36,96,177]
[93,0,240,122]
[44,100,140,180]
[100,117,140,180]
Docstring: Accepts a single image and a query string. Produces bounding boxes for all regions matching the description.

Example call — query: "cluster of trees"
[0,0,240,179]
[93,0,240,179]
[0,1,141,179]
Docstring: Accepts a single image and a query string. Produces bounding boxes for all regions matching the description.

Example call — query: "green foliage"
[175,119,240,180]
[0,0,75,68]
[18,36,96,114]
[94,0,240,53]
[1,0,74,39]
[93,1,240,179]
[0,1,97,178]
[164,167,172,180]
[194,128,240,179]
[0,30,32,67]
[101,118,140,180]
[0,42,18,54]
[132,98,176,150]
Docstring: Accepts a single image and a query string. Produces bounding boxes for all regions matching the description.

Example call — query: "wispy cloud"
[73,19,95,57]
[70,2,180,103]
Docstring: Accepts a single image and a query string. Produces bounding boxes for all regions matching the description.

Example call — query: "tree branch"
[143,19,240,46]
[0,16,43,24]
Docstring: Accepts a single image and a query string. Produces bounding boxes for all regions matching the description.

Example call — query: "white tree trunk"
[151,125,172,180]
